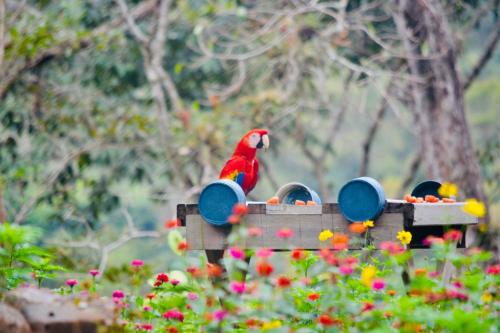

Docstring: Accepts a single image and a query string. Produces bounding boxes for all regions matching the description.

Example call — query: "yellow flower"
[361,265,377,287]
[262,320,282,330]
[438,182,459,198]
[463,199,486,218]
[481,292,492,303]
[318,229,333,242]
[478,223,488,233]
[397,230,412,245]
[363,220,374,228]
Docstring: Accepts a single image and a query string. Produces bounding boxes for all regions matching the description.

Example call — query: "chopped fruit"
[415,197,424,203]
[404,195,417,203]
[425,195,439,203]
[266,196,280,205]
[306,200,317,206]
[295,200,306,206]
[442,198,456,203]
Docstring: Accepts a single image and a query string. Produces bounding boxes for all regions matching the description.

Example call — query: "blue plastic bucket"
[338,177,386,222]
[411,180,442,199]
[275,182,322,205]
[199,179,246,226]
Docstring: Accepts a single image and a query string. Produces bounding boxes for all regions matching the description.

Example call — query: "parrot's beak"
[262,134,269,151]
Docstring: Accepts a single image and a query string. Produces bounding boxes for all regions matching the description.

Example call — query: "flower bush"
[69,209,498,333]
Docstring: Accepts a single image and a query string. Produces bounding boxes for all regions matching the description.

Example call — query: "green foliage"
[0,223,64,293]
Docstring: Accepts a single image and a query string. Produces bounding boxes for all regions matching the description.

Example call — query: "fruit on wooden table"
[306,200,317,206]
[404,194,417,203]
[442,197,456,203]
[424,195,439,203]
[295,200,306,206]
[266,196,280,205]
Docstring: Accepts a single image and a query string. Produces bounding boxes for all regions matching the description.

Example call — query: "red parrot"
[219,129,269,195]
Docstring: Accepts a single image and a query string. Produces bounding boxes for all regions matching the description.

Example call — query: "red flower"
[146,293,155,299]
[177,241,189,251]
[318,314,339,326]
[291,248,306,261]
[136,323,153,331]
[154,273,169,286]
[276,276,292,288]
[246,318,260,328]
[362,302,375,312]
[307,292,320,301]
[276,227,294,239]
[164,218,181,229]
[443,229,462,242]
[187,266,203,278]
[163,309,184,322]
[256,260,274,277]
[486,264,500,275]
[166,327,178,333]
[233,203,249,216]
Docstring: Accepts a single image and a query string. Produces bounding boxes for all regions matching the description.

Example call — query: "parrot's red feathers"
[219,129,267,195]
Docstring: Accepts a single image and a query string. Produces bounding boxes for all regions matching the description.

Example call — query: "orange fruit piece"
[425,195,439,203]
[442,198,455,203]
[404,194,417,203]
[266,196,280,205]
[306,200,317,206]
[295,200,306,206]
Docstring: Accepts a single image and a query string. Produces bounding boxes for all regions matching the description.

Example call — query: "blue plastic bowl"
[411,180,442,199]
[338,177,386,222]
[199,179,246,226]
[275,182,322,205]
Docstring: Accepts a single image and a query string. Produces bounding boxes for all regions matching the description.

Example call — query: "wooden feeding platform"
[177,200,477,253]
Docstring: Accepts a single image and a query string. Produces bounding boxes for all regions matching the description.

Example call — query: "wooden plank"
[266,204,322,215]
[412,202,477,226]
[371,213,404,248]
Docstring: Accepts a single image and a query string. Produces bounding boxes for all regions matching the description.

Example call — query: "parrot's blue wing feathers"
[236,172,245,187]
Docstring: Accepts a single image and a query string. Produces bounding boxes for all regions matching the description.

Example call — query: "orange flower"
[387,289,396,296]
[308,292,320,301]
[233,203,249,216]
[177,241,189,252]
[207,263,223,278]
[348,223,367,234]
[227,214,240,224]
[331,233,349,250]
[291,248,306,261]
[318,314,341,326]
[414,268,427,277]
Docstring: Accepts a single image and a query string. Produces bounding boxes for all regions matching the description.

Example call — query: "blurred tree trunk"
[393,0,488,220]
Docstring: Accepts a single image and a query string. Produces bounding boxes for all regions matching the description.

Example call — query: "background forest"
[0,0,499,279]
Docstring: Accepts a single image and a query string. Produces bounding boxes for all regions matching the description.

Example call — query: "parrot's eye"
[248,133,261,148]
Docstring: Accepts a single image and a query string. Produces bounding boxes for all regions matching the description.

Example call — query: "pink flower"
[163,309,184,322]
[339,265,354,275]
[486,264,500,275]
[423,236,444,246]
[428,271,440,278]
[372,278,385,290]
[131,259,144,267]
[171,279,180,286]
[229,247,245,260]
[380,241,404,255]
[143,305,152,312]
[230,281,246,294]
[443,229,462,242]
[66,279,78,287]
[214,310,228,321]
[256,248,273,258]
[187,292,198,301]
[112,290,125,299]
[452,281,463,289]
[446,289,468,301]
[136,323,153,331]
[276,227,294,239]
[89,269,100,277]
[248,227,263,237]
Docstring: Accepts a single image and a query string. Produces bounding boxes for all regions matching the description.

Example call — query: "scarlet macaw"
[219,129,269,195]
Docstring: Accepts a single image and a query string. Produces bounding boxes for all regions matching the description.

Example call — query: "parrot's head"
[234,129,270,158]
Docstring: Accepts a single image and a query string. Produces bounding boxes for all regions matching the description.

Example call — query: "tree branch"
[397,150,422,198]
[463,17,500,91]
